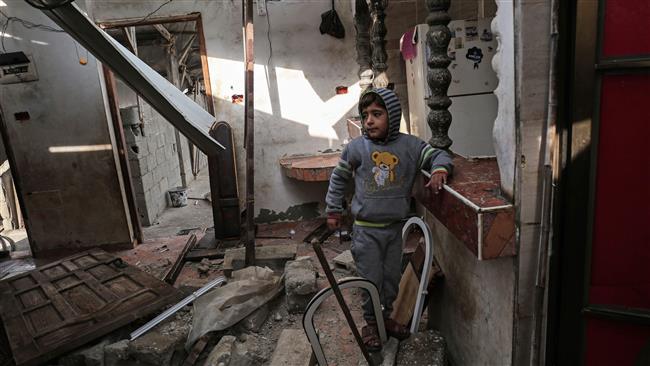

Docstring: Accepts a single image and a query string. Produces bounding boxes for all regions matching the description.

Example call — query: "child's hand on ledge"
[425,171,447,194]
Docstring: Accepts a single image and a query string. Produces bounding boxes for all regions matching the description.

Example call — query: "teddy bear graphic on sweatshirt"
[371,151,399,187]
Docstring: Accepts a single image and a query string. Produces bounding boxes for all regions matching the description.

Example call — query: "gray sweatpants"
[350,222,403,322]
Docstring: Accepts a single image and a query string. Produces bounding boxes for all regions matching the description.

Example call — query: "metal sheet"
[0,249,181,366]
[36,2,224,155]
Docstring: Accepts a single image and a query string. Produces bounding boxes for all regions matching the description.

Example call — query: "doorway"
[99,13,215,241]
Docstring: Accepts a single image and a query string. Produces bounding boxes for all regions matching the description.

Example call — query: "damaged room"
[0,0,648,365]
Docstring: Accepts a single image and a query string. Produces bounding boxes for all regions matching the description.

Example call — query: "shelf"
[279,152,341,182]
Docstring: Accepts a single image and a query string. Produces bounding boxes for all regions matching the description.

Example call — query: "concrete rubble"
[284,256,318,313]
[238,303,271,333]
[396,330,447,366]
[269,329,313,366]
[333,249,357,275]
[203,335,236,366]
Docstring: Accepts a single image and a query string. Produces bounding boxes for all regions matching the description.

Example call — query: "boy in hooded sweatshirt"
[325,88,452,351]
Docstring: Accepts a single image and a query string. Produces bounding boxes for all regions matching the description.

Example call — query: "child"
[325,88,452,351]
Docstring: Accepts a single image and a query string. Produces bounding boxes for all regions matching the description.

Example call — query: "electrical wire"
[0,9,66,53]
[133,0,174,25]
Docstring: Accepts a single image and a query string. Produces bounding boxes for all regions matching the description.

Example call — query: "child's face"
[361,102,389,140]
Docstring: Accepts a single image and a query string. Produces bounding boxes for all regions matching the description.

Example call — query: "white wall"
[0,0,133,255]
[90,0,362,221]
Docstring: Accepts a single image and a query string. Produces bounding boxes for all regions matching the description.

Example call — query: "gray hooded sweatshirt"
[326,88,453,224]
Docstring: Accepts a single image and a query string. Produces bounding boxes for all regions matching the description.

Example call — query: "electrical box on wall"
[0,52,39,84]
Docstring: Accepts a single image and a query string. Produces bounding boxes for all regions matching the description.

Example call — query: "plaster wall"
[426,213,515,365]
[90,0,362,222]
[0,1,133,255]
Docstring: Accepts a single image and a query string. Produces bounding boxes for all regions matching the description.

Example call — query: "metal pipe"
[531,0,559,363]
[129,276,226,340]
[243,0,255,266]
[312,241,375,365]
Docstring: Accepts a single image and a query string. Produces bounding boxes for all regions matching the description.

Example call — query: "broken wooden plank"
[182,334,210,366]
[185,248,226,262]
[162,234,198,284]
[222,244,297,277]
[0,249,182,366]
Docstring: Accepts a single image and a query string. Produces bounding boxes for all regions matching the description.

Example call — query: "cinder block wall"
[123,99,184,226]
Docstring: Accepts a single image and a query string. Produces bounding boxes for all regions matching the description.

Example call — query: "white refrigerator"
[405,18,498,157]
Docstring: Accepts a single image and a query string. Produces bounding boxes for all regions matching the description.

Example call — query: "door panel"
[602,0,650,57]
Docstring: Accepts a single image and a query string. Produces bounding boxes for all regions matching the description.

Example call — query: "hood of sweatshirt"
[359,88,402,145]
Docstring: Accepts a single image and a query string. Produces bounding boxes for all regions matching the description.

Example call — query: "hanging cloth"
[319,0,345,39]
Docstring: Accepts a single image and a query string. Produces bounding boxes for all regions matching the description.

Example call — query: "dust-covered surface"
[396,329,447,366]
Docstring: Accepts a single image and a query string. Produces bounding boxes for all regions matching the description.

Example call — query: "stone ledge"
[279,152,341,182]
[415,156,516,260]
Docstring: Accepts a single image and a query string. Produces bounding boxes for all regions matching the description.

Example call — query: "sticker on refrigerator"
[466,47,484,69]
[465,25,478,41]
[480,29,493,42]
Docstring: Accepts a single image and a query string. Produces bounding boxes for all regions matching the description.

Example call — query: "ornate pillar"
[425,0,453,149]
[491,0,516,198]
[354,0,373,90]
[370,0,389,88]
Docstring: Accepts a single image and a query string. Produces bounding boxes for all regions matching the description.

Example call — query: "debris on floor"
[268,329,313,366]
[0,249,182,366]
[284,256,318,313]
[333,249,357,275]
[186,266,283,348]
[395,329,447,366]
[222,243,297,276]
[0,219,449,366]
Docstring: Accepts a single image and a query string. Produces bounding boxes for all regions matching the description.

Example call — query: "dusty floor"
[0,172,440,365]
[143,171,214,239]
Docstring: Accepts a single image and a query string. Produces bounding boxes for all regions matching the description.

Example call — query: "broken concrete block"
[269,329,312,366]
[284,257,318,313]
[333,250,357,274]
[128,315,191,366]
[104,339,129,366]
[204,335,236,366]
[238,303,270,333]
[230,334,268,366]
[223,244,297,276]
[396,330,446,366]
[58,339,109,366]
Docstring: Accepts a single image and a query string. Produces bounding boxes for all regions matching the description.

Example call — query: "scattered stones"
[239,303,270,333]
[204,335,236,366]
[396,330,446,366]
[333,250,357,275]
[231,334,268,366]
[269,329,313,366]
[104,339,129,365]
[284,257,318,313]
[58,339,109,366]
[127,314,191,366]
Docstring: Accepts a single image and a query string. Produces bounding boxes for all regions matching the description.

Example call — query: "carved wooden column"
[370,0,389,88]
[425,0,453,149]
[354,0,373,90]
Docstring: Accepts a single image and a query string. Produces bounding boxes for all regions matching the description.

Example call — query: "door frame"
[546,0,650,364]
[97,12,215,240]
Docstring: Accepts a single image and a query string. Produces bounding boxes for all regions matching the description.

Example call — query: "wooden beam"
[153,24,173,43]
